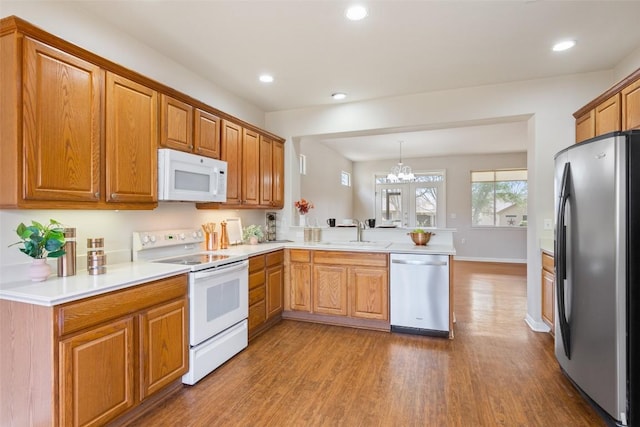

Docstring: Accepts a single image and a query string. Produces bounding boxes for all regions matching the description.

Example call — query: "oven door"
[190,260,248,346]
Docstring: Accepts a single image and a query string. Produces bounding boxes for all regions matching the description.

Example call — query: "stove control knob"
[196,230,203,238]
[192,231,198,239]
[149,235,157,243]
[179,233,186,240]
[142,234,150,244]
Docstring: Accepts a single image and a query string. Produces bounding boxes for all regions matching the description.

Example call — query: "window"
[375,171,446,227]
[341,171,351,187]
[471,169,528,227]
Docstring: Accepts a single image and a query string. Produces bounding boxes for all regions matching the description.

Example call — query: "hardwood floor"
[127,261,604,426]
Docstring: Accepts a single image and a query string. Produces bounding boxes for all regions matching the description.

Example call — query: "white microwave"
[158,148,227,202]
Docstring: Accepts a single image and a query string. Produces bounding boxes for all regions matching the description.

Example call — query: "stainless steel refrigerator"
[554,130,640,426]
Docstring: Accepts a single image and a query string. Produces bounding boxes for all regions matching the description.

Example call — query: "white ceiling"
[60,1,640,159]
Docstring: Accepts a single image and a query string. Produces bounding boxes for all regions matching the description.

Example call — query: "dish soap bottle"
[220,221,229,249]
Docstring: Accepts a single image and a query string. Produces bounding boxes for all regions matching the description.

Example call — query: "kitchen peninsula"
[0,230,455,427]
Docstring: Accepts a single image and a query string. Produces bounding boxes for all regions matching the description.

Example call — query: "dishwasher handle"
[392,259,447,266]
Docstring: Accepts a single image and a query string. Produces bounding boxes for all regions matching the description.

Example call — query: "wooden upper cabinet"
[160,94,193,152]
[594,93,621,136]
[194,109,221,158]
[622,78,640,130]
[221,119,242,204]
[242,128,260,206]
[272,140,285,208]
[105,72,158,203]
[259,135,273,206]
[22,37,103,202]
[575,68,640,143]
[575,110,595,143]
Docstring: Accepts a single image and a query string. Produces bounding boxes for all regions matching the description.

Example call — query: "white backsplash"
[0,204,269,270]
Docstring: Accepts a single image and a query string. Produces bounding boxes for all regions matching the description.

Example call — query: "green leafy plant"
[413,228,426,234]
[242,224,264,242]
[10,219,66,259]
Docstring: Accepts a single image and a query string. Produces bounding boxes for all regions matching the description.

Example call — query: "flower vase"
[299,214,306,227]
[29,258,51,282]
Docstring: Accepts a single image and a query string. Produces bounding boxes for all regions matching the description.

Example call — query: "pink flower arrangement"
[294,198,314,215]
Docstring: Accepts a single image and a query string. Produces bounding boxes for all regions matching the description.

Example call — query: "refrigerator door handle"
[556,162,571,359]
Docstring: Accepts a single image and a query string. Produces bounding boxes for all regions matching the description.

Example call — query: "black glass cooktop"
[155,254,231,265]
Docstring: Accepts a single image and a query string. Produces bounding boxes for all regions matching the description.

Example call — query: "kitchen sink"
[318,241,392,249]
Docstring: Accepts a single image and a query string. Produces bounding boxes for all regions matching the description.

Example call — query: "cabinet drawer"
[266,250,284,267]
[249,285,266,306]
[57,274,188,336]
[289,249,310,263]
[542,252,555,273]
[248,300,266,331]
[249,254,266,272]
[249,270,265,290]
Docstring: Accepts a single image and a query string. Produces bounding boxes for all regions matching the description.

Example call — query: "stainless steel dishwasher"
[390,253,450,337]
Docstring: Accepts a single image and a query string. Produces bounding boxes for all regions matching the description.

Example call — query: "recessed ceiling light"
[345,5,368,21]
[332,92,347,100]
[552,40,576,52]
[259,74,274,83]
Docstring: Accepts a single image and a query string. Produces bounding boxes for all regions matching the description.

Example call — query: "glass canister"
[57,228,77,277]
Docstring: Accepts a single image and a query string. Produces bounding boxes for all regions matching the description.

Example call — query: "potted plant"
[242,224,264,245]
[10,219,66,281]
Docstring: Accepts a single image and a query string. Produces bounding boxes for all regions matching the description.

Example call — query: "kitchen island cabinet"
[0,273,188,427]
[284,250,389,331]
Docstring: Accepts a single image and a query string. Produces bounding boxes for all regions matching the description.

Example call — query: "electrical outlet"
[450,213,457,219]
[461,238,466,244]
[544,219,553,230]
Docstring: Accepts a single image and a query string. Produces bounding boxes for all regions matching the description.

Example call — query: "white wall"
[614,45,640,81]
[300,141,353,226]
[265,70,623,331]
[352,152,528,262]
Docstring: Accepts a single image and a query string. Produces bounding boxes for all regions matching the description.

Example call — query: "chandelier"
[387,141,415,182]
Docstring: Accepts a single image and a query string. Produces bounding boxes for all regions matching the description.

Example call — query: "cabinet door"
[595,93,621,136]
[242,128,260,205]
[194,109,221,158]
[59,317,135,427]
[23,37,102,202]
[139,299,188,399]
[221,120,242,204]
[622,78,640,130]
[542,269,555,330]
[271,140,285,208]
[350,267,389,320]
[266,264,284,319]
[160,94,193,152]
[105,72,158,203]
[575,110,595,143]
[290,263,312,312]
[313,265,348,316]
[259,135,273,206]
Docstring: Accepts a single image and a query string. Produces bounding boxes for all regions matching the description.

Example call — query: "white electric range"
[133,229,249,385]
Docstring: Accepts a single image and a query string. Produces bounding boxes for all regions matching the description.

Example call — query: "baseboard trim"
[524,314,551,333]
[453,256,527,264]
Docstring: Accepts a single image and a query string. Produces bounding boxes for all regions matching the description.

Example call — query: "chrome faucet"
[355,220,364,242]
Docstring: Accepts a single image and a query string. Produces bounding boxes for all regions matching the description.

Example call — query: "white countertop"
[1,240,455,307]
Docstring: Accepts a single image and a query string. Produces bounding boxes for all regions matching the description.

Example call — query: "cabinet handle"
[111,193,116,199]
[94,192,100,198]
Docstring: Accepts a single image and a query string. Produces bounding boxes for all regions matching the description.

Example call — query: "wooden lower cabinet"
[59,317,135,427]
[248,250,284,340]
[285,249,389,330]
[541,251,555,333]
[0,274,188,427]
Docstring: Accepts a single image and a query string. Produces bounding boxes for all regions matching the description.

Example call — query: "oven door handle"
[194,260,248,280]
